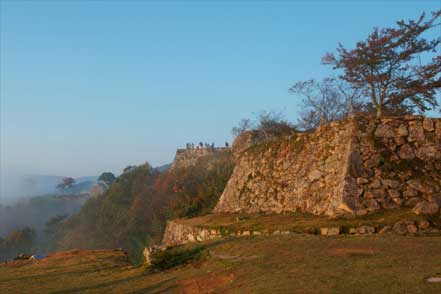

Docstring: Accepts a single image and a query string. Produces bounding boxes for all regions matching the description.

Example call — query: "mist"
[0,169,29,205]
[0,165,98,238]
[0,168,60,205]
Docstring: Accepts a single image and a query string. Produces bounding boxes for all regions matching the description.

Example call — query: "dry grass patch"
[180,272,236,294]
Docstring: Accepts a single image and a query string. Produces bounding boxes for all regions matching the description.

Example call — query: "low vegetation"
[231,111,296,137]
[150,244,207,271]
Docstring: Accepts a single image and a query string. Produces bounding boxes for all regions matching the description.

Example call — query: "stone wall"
[347,116,441,215]
[161,220,222,247]
[160,215,440,248]
[214,116,441,217]
[172,147,231,170]
[214,120,356,216]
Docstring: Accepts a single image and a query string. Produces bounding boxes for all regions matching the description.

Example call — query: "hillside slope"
[55,151,234,263]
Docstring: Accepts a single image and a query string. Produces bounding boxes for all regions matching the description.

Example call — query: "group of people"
[185,142,229,149]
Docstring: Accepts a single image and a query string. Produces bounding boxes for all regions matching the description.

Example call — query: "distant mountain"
[155,163,172,173]
[75,176,98,183]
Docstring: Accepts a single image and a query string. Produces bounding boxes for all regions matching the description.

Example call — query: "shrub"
[150,245,206,270]
[231,110,296,137]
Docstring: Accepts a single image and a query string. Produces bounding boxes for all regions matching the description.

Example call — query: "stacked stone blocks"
[214,116,441,217]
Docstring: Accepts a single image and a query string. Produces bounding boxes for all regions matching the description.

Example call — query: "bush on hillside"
[0,227,36,261]
[232,111,296,137]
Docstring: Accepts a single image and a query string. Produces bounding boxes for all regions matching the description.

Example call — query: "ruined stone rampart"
[214,116,441,217]
[172,147,231,169]
[161,220,222,247]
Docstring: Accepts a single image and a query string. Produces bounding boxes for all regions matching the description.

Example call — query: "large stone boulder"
[320,227,341,236]
[393,221,409,235]
[143,245,167,266]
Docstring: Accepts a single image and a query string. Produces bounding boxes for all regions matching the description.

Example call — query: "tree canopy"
[97,172,116,184]
[322,11,441,117]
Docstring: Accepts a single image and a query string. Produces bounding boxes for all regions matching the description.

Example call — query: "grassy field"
[1,234,441,293]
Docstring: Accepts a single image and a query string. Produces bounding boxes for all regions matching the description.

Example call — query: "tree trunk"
[376,105,382,118]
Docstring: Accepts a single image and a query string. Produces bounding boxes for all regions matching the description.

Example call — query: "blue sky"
[1,1,440,191]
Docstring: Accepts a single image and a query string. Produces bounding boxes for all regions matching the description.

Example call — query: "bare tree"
[289,78,363,130]
[231,118,253,137]
[256,111,295,135]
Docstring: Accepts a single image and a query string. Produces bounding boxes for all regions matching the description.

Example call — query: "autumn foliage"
[322,11,441,117]
[53,153,234,263]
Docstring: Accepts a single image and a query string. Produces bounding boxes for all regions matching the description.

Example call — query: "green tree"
[97,172,116,184]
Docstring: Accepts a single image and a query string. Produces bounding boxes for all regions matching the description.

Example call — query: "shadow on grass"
[150,239,231,271]
[129,277,177,294]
